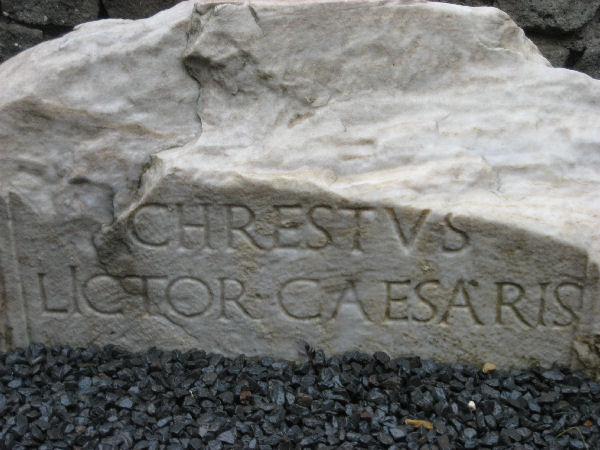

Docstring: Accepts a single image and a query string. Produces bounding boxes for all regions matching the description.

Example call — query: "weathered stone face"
[0,0,599,370]
[2,172,598,365]
[87,172,596,365]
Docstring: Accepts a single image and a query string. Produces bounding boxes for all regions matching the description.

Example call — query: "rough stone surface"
[0,0,599,372]
[496,0,600,34]
[2,0,99,27]
[0,22,43,64]
[102,0,187,19]
[0,1,201,349]
[438,0,493,7]
[575,47,600,79]
[0,344,598,447]
[1,1,600,80]
[529,36,572,67]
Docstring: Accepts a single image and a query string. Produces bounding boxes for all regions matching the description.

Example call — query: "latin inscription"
[36,267,584,329]
[127,203,441,253]
[5,188,593,370]
[30,200,587,331]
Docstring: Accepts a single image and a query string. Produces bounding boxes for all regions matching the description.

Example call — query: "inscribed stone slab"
[0,0,598,371]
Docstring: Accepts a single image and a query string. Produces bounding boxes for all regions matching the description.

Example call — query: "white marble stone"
[0,0,598,372]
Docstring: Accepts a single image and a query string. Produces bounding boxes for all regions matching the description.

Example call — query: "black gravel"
[1,343,599,449]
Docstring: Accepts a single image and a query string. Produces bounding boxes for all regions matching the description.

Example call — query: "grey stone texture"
[496,0,600,34]
[575,48,600,79]
[2,0,99,27]
[439,0,494,5]
[532,39,572,67]
[102,0,186,19]
[0,21,43,63]
[0,0,598,78]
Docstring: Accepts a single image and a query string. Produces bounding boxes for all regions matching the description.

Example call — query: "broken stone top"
[185,0,547,146]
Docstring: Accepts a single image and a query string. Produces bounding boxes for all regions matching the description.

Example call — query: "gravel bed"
[0,343,599,449]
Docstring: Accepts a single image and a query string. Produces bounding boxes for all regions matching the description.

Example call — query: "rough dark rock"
[0,21,43,63]
[530,36,573,67]
[438,0,495,6]
[575,47,600,78]
[0,344,598,448]
[496,0,600,34]
[2,0,99,27]
[101,0,185,19]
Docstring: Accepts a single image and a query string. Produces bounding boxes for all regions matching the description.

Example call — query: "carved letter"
[537,282,550,326]
[167,277,213,317]
[553,282,584,327]
[83,274,128,314]
[219,278,257,319]
[37,265,80,314]
[307,205,333,249]
[120,275,153,316]
[384,280,410,321]
[442,214,470,252]
[177,203,213,250]
[330,280,372,321]
[439,279,483,325]
[278,278,321,320]
[38,272,68,313]
[226,205,272,250]
[386,208,430,248]
[413,280,438,322]
[495,282,533,328]
[274,205,304,248]
[339,207,375,252]
[130,203,173,247]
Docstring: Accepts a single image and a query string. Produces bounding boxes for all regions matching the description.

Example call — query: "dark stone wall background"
[0,0,599,79]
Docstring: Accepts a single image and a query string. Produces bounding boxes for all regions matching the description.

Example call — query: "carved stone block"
[0,0,598,370]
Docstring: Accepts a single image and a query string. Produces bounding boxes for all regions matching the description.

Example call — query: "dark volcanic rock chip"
[2,0,99,27]
[496,0,600,34]
[0,344,598,448]
[101,0,186,19]
[0,22,44,63]
[575,48,600,79]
